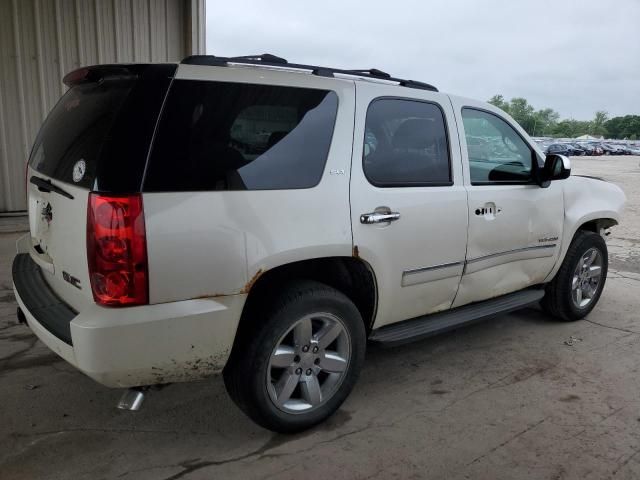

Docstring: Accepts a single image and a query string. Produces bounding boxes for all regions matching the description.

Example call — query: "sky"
[205,0,639,121]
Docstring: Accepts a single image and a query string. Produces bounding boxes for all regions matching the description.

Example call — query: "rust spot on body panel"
[192,293,226,300]
[146,351,230,386]
[352,245,359,258]
[241,269,264,294]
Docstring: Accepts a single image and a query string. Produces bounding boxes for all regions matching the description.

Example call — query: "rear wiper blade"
[30,176,74,200]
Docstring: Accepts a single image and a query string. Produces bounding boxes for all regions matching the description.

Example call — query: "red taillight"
[87,193,148,306]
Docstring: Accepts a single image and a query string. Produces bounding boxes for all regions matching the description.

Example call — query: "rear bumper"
[12,253,75,344]
[12,253,246,388]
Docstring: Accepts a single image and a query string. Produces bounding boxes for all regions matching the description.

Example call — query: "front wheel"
[542,230,608,321]
[223,280,366,433]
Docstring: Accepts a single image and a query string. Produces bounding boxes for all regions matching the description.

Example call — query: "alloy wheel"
[571,247,603,309]
[267,313,351,414]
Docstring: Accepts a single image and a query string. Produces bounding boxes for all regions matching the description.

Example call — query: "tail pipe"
[117,387,148,411]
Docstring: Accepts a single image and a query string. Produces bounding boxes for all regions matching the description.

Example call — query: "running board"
[369,288,545,347]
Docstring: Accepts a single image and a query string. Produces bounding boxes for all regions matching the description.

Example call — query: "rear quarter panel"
[143,66,356,303]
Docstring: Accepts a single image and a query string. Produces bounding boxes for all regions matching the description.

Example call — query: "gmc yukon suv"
[13,54,625,432]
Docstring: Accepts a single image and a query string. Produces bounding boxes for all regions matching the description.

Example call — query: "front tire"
[542,230,608,321]
[223,280,366,433]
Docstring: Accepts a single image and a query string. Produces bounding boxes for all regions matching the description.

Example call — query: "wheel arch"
[229,256,378,360]
[574,217,618,234]
[544,214,618,283]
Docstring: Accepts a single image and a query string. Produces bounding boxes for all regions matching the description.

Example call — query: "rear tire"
[541,230,608,321]
[223,280,366,433]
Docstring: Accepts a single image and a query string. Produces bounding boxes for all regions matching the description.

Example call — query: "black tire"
[541,230,608,321]
[223,280,366,433]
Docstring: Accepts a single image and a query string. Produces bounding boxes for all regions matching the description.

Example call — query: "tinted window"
[461,108,533,184]
[144,80,338,191]
[29,80,135,188]
[363,99,451,186]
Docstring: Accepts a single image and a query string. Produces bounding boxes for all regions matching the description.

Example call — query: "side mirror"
[539,154,571,186]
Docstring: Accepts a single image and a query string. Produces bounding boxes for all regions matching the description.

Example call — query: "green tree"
[551,119,592,138]
[590,111,609,136]
[487,95,560,136]
[532,108,560,136]
[604,115,640,139]
[488,94,510,113]
[508,98,536,133]
[486,95,639,139]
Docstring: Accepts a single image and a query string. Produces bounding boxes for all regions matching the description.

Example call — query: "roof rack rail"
[181,54,438,92]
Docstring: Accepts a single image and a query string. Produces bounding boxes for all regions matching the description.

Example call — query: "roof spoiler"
[63,65,139,87]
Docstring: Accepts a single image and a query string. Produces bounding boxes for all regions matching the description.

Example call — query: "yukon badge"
[72,159,86,183]
[538,236,559,243]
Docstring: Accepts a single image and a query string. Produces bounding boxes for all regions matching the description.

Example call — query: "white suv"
[13,54,625,432]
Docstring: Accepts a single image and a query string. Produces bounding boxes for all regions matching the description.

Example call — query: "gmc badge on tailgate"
[62,271,82,290]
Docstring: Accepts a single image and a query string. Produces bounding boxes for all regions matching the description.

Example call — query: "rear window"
[29,80,135,188]
[143,80,339,191]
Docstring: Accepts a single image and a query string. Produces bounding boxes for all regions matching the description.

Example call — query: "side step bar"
[369,288,545,347]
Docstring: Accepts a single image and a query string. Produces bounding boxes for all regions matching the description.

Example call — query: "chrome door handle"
[360,211,401,224]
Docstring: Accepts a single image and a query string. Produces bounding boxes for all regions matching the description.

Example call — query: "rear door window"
[362,98,451,187]
[144,80,339,191]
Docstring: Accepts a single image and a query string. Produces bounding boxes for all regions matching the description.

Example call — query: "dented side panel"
[543,176,626,283]
[452,182,565,307]
[449,95,565,307]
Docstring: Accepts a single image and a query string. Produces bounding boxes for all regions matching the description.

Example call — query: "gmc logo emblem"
[62,271,81,290]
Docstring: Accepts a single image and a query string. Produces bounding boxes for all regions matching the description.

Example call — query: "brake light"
[87,193,148,306]
[63,67,90,87]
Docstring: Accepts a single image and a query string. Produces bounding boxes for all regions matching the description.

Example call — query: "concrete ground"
[1,156,640,480]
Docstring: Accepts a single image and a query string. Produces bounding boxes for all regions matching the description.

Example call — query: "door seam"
[447,94,469,306]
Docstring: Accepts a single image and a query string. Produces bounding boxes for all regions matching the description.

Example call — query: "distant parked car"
[625,145,640,155]
[604,144,627,155]
[546,143,572,156]
[616,145,635,155]
[586,143,604,155]
[598,143,618,155]
[570,143,587,155]
[577,143,601,156]
[564,143,587,156]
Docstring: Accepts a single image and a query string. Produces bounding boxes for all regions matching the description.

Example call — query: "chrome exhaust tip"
[117,387,147,411]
